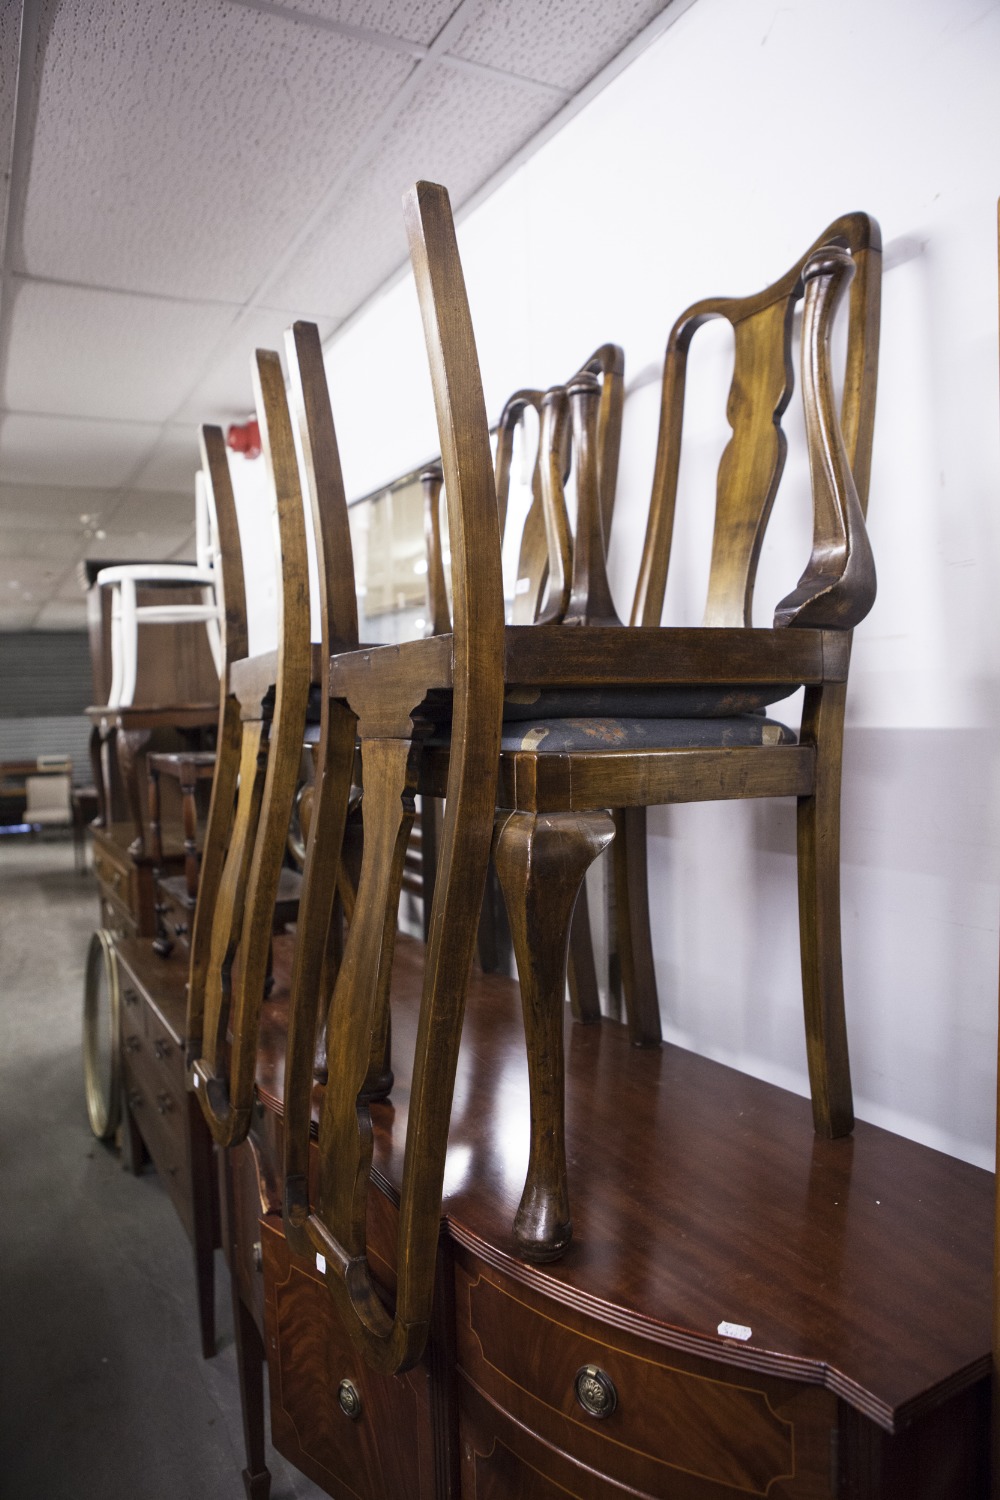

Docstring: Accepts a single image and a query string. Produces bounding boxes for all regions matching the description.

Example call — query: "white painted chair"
[96,471,224,707]
[24,773,72,829]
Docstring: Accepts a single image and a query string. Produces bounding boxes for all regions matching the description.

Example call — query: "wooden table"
[246,935,991,1499]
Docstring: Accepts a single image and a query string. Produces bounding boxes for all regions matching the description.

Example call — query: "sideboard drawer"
[260,1217,439,1499]
[455,1254,836,1499]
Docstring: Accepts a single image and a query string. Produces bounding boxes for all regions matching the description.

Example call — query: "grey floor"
[0,838,325,1499]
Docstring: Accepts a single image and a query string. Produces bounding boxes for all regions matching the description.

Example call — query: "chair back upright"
[282,181,505,1377]
[188,352,312,1149]
[184,426,247,1055]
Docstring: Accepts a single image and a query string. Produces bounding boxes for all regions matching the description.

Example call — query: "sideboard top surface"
[373,938,991,1433]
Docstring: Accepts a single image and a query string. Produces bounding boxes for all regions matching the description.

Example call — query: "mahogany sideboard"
[113,937,220,1359]
[241,935,992,1500]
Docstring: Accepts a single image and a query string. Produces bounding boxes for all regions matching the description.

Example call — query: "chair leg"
[494,809,615,1263]
[797,684,853,1139]
[613,807,662,1047]
[222,1152,271,1500]
[189,1100,217,1360]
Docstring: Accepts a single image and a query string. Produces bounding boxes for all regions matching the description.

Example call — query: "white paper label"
[316,1253,327,1275]
[717,1321,752,1341]
[193,1074,199,1089]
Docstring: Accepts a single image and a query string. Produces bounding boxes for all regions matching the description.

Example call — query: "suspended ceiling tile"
[130,425,202,495]
[446,0,670,89]
[173,308,338,424]
[33,599,89,629]
[17,0,415,302]
[0,525,81,564]
[0,553,69,594]
[0,413,161,488]
[3,278,239,422]
[108,490,196,533]
[269,64,557,316]
[278,0,459,45]
[0,482,119,531]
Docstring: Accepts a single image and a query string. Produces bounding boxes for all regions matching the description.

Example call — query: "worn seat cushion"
[501,685,797,721]
[499,714,796,754]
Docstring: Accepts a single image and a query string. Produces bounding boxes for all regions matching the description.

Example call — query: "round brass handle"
[337,1379,362,1420]
[574,1365,617,1419]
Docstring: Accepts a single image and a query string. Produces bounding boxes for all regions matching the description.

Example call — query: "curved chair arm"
[774,245,877,630]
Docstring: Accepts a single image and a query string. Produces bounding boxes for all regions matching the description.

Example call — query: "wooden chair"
[187,350,312,1150]
[106,422,245,1364]
[281,183,879,1375]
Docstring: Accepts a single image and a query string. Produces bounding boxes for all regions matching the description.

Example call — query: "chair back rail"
[631,213,881,630]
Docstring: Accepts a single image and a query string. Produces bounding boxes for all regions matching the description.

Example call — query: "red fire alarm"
[227,418,261,459]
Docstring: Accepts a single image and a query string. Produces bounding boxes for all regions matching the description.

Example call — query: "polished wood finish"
[190,354,312,1150]
[280,189,881,1369]
[92,820,187,940]
[115,937,220,1359]
[147,749,216,899]
[248,932,990,1497]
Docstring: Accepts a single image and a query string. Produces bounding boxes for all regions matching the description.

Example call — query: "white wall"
[278,0,1000,1167]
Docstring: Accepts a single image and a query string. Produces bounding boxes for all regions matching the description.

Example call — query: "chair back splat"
[631,213,880,632]
[284,181,504,1376]
[189,351,312,1148]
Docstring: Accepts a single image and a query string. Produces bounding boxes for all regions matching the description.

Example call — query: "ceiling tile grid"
[267,62,557,315]
[0,0,674,629]
[0,411,162,488]
[16,0,416,302]
[446,0,670,89]
[174,306,337,422]
[274,0,459,44]
[2,276,240,421]
[129,423,204,494]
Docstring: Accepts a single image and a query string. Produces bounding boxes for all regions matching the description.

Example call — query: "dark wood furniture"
[147,749,216,955]
[278,186,882,1399]
[98,423,250,1357]
[247,933,992,1499]
[92,819,187,941]
[114,935,219,1359]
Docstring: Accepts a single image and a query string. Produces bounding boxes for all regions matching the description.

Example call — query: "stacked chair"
[110,180,928,1497]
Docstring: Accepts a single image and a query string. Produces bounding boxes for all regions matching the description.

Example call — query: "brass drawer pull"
[337,1380,362,1420]
[574,1365,617,1419]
